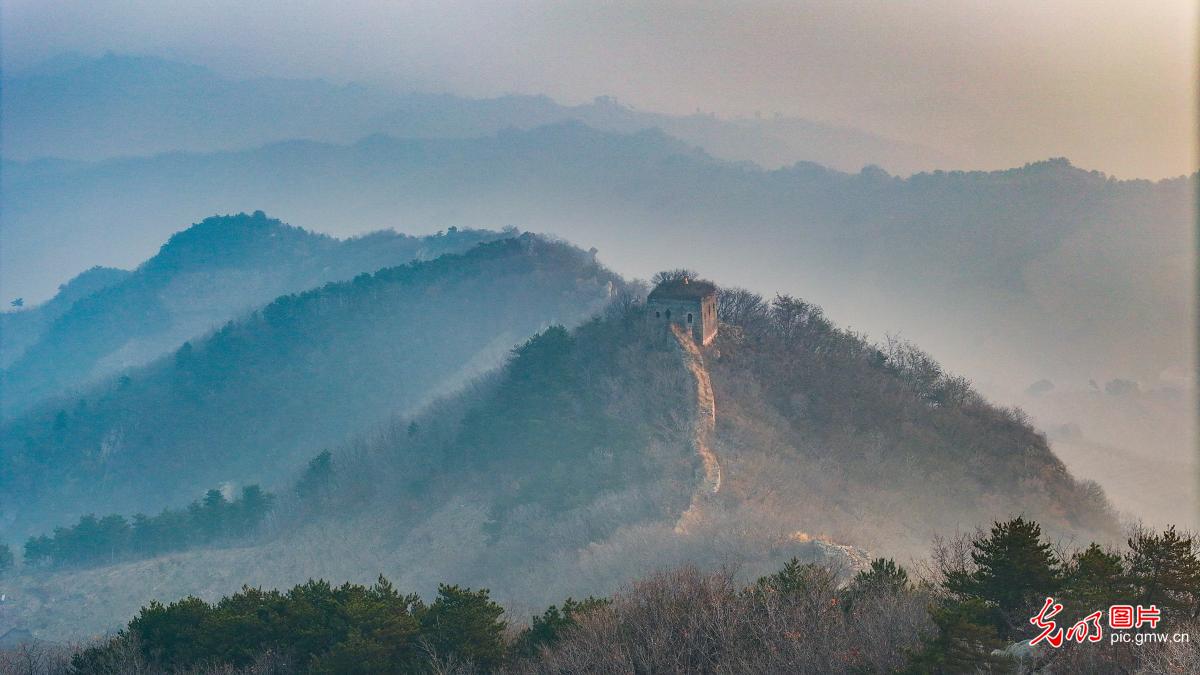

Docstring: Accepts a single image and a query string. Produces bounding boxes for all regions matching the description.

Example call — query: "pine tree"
[234,484,274,535]
[843,557,910,611]
[418,584,507,669]
[1062,543,1132,617]
[510,597,610,658]
[23,535,54,567]
[851,557,910,594]
[297,450,334,505]
[0,543,13,574]
[904,598,1013,674]
[756,556,838,597]
[95,514,132,563]
[945,517,1062,637]
[1127,526,1200,619]
[189,489,230,543]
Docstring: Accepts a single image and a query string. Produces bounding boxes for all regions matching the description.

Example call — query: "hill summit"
[0,212,508,418]
[0,262,1119,640]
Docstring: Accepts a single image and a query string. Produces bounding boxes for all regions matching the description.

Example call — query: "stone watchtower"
[647,276,718,345]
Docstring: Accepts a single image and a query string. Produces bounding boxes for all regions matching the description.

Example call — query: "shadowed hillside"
[0,235,620,538]
[0,280,1119,641]
[269,284,1118,586]
[704,290,1117,551]
[0,212,506,418]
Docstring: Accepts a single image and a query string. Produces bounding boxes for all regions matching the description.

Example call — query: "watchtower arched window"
[687,313,693,324]
[655,311,661,318]
[665,309,671,319]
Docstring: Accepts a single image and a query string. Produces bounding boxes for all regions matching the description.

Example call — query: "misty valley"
[0,40,1196,675]
[1,215,1195,673]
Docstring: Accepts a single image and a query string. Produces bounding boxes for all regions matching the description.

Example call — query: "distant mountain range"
[0,51,1191,556]
[3,122,1190,401]
[1,52,951,173]
[0,233,620,537]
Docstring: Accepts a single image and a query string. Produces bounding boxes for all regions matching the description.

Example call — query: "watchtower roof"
[648,277,717,301]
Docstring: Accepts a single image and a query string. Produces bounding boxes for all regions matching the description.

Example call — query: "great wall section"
[670,323,721,534]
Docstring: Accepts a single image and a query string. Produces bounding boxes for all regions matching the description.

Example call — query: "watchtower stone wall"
[646,277,718,345]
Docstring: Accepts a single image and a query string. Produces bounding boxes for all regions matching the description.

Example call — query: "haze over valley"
[0,4,1195,669]
[3,57,1192,533]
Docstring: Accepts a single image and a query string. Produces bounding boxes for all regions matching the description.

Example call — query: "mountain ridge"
[4,122,1186,385]
[1,52,955,173]
[0,276,1119,641]
[0,233,621,538]
[0,212,509,418]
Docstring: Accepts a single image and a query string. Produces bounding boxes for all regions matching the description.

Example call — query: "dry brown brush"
[514,564,932,674]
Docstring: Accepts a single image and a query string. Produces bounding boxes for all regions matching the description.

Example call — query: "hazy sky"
[2,0,1196,178]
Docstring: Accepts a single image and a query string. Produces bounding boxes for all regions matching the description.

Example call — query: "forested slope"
[704,290,1118,553]
[0,274,1119,641]
[300,285,1118,590]
[0,235,619,537]
[0,211,505,417]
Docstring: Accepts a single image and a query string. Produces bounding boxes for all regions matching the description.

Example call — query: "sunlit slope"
[275,291,1120,598]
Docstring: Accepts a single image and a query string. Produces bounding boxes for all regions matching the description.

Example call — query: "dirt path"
[671,324,721,533]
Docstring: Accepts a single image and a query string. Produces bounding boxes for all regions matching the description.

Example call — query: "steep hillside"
[278,284,1118,564]
[0,285,1119,641]
[0,212,505,417]
[0,236,620,538]
[340,290,1119,564]
[704,292,1117,549]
